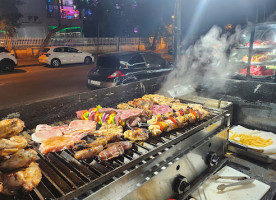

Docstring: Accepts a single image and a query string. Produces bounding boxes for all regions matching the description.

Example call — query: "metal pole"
[174,0,182,65]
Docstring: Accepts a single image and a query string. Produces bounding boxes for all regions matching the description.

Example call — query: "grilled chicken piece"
[0,136,28,157]
[73,137,108,151]
[74,144,103,160]
[99,141,132,161]
[117,103,133,110]
[0,149,37,171]
[0,162,42,195]
[124,128,149,141]
[0,118,25,139]
[39,136,81,154]
[94,123,123,137]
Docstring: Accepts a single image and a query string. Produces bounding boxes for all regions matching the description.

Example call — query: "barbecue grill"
[0,77,275,200]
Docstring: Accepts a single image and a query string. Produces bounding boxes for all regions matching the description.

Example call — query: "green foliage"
[0,0,22,35]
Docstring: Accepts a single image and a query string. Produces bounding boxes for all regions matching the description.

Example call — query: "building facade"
[15,0,83,38]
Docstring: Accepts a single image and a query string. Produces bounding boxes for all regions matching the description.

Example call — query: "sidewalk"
[17,56,43,67]
[15,48,173,67]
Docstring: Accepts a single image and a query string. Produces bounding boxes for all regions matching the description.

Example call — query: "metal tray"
[228,141,275,164]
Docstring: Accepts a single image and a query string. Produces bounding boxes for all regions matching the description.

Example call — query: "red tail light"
[45,53,51,57]
[107,71,125,78]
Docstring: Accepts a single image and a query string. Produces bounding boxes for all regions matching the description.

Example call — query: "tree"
[0,0,22,36]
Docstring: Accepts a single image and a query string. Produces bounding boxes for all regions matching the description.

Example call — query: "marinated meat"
[74,144,103,160]
[32,124,68,143]
[0,118,25,139]
[94,123,123,137]
[151,105,173,115]
[39,136,81,154]
[105,141,132,149]
[68,120,97,132]
[124,128,149,141]
[126,117,141,127]
[73,137,108,151]
[98,108,119,114]
[120,109,143,121]
[99,144,124,161]
[99,141,132,161]
[0,136,28,156]
[0,162,42,195]
[117,103,133,110]
[0,149,37,171]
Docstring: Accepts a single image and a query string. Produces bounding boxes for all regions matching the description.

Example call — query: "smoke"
[159,25,243,98]
[266,10,276,21]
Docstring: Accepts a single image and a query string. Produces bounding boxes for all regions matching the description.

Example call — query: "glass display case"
[229,23,276,82]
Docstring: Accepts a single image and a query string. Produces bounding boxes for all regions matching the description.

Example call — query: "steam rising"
[160,25,242,98]
[267,11,276,21]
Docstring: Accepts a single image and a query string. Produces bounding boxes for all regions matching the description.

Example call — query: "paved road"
[0,64,93,110]
[0,50,172,111]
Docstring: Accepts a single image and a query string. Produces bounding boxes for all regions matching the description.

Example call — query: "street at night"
[0,63,92,109]
[0,0,276,199]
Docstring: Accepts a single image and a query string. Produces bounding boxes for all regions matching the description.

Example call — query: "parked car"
[38,46,94,67]
[0,47,17,72]
[87,51,174,89]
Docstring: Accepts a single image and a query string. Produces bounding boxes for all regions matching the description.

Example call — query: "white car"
[0,47,17,72]
[39,46,94,67]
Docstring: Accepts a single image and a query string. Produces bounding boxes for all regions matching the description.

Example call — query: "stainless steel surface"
[216,178,255,191]
[228,141,275,164]
[88,125,228,200]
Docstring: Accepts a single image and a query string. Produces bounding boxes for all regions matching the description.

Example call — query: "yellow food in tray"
[230,131,273,147]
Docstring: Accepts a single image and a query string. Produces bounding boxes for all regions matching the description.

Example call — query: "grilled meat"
[39,136,82,154]
[74,144,103,160]
[0,149,37,171]
[124,128,149,141]
[94,123,123,137]
[0,162,42,195]
[99,144,124,161]
[73,137,108,151]
[99,141,132,161]
[32,124,68,143]
[0,118,25,139]
[0,136,28,157]
[117,103,133,110]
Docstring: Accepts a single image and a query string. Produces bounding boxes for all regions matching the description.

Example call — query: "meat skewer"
[124,128,149,141]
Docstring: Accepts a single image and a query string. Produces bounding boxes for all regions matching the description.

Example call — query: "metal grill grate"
[0,106,226,200]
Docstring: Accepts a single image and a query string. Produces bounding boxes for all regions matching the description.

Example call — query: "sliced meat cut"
[68,120,96,132]
[32,124,69,143]
[39,136,80,154]
[151,105,173,115]
[120,109,143,121]
[98,108,119,114]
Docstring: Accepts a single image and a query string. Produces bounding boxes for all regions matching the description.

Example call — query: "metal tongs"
[210,175,255,191]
